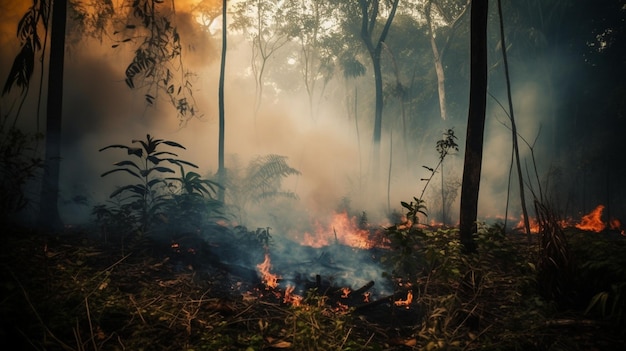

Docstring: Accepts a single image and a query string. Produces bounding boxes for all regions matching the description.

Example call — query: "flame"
[341,287,351,299]
[256,253,280,289]
[513,215,540,234]
[283,285,303,306]
[363,291,371,303]
[609,218,625,235]
[301,211,373,249]
[575,205,606,232]
[394,290,413,307]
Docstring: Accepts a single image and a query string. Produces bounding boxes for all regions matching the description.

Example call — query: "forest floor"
[1,224,625,350]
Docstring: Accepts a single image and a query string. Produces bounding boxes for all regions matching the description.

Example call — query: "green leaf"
[101,168,141,179]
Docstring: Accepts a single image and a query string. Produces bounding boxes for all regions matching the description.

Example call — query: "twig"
[85,297,98,351]
[7,269,76,350]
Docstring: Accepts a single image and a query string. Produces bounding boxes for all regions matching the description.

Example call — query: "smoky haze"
[2,1,625,247]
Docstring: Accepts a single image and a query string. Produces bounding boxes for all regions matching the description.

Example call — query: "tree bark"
[497,0,531,237]
[426,0,447,121]
[358,0,399,184]
[217,0,227,202]
[459,0,488,253]
[39,0,66,230]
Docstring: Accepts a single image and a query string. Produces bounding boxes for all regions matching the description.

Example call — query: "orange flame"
[283,285,303,306]
[394,290,413,307]
[256,253,280,289]
[302,211,373,249]
[609,218,625,235]
[514,215,540,234]
[341,287,351,299]
[363,292,371,303]
[575,205,606,232]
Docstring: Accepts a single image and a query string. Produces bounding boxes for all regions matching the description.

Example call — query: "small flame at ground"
[341,287,351,299]
[509,204,625,235]
[394,290,413,307]
[609,218,625,235]
[514,215,540,234]
[575,204,606,233]
[257,253,280,289]
[301,211,374,249]
[283,285,303,306]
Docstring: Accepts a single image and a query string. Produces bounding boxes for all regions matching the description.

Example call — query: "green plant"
[419,128,459,204]
[225,154,300,224]
[96,134,202,235]
[278,290,371,350]
[162,163,225,234]
[586,282,626,327]
[0,127,43,221]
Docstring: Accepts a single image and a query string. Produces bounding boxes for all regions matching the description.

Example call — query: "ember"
[394,290,413,307]
[609,218,625,235]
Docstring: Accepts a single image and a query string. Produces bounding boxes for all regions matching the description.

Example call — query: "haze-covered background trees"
[1,0,624,232]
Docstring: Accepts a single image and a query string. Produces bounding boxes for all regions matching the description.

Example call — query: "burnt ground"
[1,224,625,350]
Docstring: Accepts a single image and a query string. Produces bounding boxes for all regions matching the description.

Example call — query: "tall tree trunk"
[426,0,447,121]
[370,55,383,181]
[358,0,399,184]
[39,0,66,230]
[497,0,530,236]
[459,0,488,253]
[217,0,227,202]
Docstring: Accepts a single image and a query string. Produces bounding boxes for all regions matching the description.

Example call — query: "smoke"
[3,2,624,265]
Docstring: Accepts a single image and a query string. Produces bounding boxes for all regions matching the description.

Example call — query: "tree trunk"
[217,0,227,202]
[39,0,66,230]
[426,0,447,121]
[358,0,399,185]
[459,0,488,253]
[371,53,383,181]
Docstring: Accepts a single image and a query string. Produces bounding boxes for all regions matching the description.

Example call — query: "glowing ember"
[363,292,371,303]
[341,287,351,299]
[302,211,373,249]
[609,218,625,235]
[575,205,606,233]
[256,253,280,289]
[394,290,413,307]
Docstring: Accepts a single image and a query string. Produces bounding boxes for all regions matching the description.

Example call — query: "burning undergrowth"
[194,210,396,304]
[3,205,626,349]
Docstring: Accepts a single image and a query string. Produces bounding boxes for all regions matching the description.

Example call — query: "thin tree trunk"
[39,0,66,230]
[217,0,227,202]
[459,0,488,253]
[497,0,530,237]
[426,0,447,121]
[358,0,399,185]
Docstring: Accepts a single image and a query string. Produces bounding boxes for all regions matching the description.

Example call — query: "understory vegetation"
[2,220,625,350]
[1,134,625,350]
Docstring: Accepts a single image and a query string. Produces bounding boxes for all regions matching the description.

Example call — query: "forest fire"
[250,203,624,309]
[510,204,624,235]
